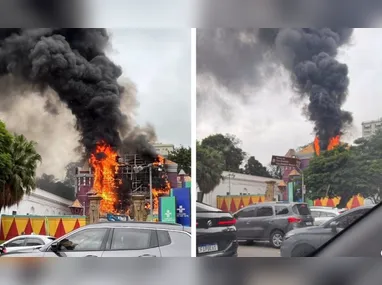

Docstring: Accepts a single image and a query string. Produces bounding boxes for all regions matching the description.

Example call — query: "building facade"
[199,171,282,208]
[362,118,382,138]
[0,188,73,216]
[152,143,174,158]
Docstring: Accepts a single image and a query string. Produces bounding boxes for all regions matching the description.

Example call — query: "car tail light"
[218,218,236,226]
[287,217,301,223]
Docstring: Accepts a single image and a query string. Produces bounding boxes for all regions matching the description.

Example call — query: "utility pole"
[296,166,305,202]
[149,165,153,218]
[226,173,235,195]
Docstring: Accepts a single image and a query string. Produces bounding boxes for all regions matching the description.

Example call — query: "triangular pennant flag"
[24,219,33,235]
[54,219,66,238]
[220,198,228,212]
[229,198,237,213]
[0,221,4,240]
[73,219,81,231]
[5,219,19,240]
[258,196,263,203]
[248,196,254,205]
[238,198,245,209]
[39,221,46,235]
[326,198,335,207]
[350,195,360,208]
[314,199,322,206]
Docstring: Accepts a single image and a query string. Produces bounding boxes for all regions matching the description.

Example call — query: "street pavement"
[238,242,280,257]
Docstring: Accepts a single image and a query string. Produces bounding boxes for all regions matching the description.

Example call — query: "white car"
[310,206,347,226]
[0,235,56,254]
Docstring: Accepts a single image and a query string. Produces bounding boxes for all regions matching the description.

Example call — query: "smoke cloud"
[0,28,156,176]
[197,28,354,150]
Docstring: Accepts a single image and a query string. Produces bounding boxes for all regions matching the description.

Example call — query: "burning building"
[75,143,178,217]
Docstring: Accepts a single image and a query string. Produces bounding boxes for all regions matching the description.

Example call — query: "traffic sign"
[271,155,300,167]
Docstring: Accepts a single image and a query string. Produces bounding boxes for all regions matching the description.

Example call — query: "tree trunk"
[197,191,204,202]
[336,193,352,208]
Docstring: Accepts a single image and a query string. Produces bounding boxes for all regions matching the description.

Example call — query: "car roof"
[9,235,54,239]
[244,201,305,208]
[89,221,185,231]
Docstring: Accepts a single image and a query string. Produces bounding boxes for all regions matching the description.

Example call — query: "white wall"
[200,171,282,208]
[0,188,73,216]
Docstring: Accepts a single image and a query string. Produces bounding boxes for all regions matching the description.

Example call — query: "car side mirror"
[50,242,60,252]
[330,221,339,233]
[233,213,238,219]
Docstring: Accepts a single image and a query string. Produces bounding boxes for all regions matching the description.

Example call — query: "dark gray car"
[280,205,373,257]
[1,221,191,257]
[233,202,314,248]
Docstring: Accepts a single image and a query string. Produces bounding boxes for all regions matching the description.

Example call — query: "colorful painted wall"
[217,195,266,213]
[0,215,87,241]
[312,195,364,209]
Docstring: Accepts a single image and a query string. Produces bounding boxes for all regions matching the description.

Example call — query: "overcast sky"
[109,29,191,147]
[197,29,382,167]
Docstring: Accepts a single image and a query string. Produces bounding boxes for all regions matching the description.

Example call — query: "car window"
[321,212,336,217]
[275,206,289,215]
[256,207,273,217]
[292,204,311,215]
[59,228,108,251]
[311,210,320,218]
[111,228,158,250]
[6,238,26,247]
[25,238,44,246]
[168,231,190,248]
[336,209,369,229]
[157,230,172,247]
[236,208,256,218]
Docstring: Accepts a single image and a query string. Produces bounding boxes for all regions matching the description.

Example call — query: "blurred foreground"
[0,259,381,285]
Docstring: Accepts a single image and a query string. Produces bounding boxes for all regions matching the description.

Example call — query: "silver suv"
[1,222,191,257]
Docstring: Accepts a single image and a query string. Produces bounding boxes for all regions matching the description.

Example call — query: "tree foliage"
[268,164,283,179]
[196,141,225,200]
[304,130,382,208]
[36,173,76,201]
[243,156,272,177]
[167,146,191,176]
[201,133,246,172]
[0,130,42,210]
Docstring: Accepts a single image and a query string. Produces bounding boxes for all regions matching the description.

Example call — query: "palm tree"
[1,134,42,210]
[196,141,225,202]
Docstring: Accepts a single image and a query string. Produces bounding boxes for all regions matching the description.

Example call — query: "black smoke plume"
[259,28,354,150]
[198,28,354,150]
[0,28,155,157]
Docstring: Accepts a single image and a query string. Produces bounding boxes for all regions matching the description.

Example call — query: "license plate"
[306,222,312,226]
[198,244,218,253]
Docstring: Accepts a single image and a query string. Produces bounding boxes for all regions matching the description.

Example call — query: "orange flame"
[151,155,171,215]
[314,135,341,156]
[89,141,118,214]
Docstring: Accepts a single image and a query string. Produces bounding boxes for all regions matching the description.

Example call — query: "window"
[111,228,157,250]
[236,208,256,218]
[6,238,26,247]
[25,238,44,246]
[196,203,221,212]
[157,230,171,247]
[59,228,108,251]
[311,210,320,218]
[320,212,336,218]
[168,231,190,248]
[275,206,289,215]
[292,204,311,215]
[336,209,369,229]
[256,207,273,217]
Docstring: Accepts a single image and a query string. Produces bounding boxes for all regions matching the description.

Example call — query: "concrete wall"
[200,171,282,208]
[0,188,73,216]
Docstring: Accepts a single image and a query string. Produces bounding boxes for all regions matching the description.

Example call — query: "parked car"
[280,205,373,257]
[1,222,191,257]
[233,202,314,248]
[0,235,55,255]
[310,206,341,226]
[196,201,238,257]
